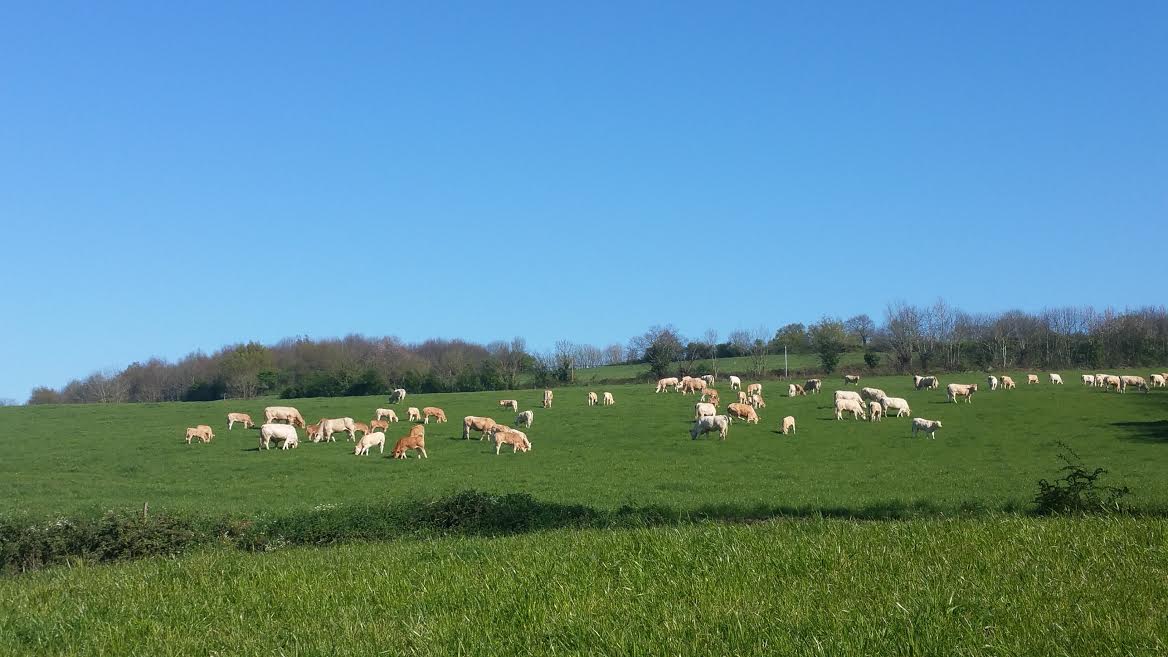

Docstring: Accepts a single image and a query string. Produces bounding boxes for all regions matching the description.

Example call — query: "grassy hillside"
[1,518,1164,656]
[2,371,1166,518]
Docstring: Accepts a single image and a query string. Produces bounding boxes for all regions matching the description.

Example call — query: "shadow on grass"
[1112,420,1168,443]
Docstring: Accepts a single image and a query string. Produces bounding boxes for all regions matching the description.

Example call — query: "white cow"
[946,383,978,404]
[1150,374,1166,389]
[391,388,407,403]
[602,392,615,406]
[729,376,742,390]
[868,401,883,422]
[354,431,385,456]
[834,390,863,404]
[781,416,796,435]
[259,423,299,450]
[860,387,886,402]
[694,402,718,420]
[881,397,911,417]
[375,408,399,423]
[690,415,730,440]
[834,398,867,421]
[515,410,534,428]
[317,417,357,442]
[1049,373,1064,385]
[1081,374,1096,386]
[987,375,999,391]
[912,418,943,439]
[587,391,599,406]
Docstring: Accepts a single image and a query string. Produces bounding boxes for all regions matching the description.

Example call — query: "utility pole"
[784,346,788,379]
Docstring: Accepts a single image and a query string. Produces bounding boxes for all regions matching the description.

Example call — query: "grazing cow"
[370,419,389,433]
[1120,376,1149,394]
[834,398,866,421]
[986,375,999,391]
[747,383,762,396]
[1049,373,1064,385]
[305,422,321,442]
[184,426,213,444]
[352,421,371,436]
[1026,374,1040,385]
[913,376,939,391]
[834,390,863,404]
[736,390,748,404]
[354,431,385,456]
[602,392,615,406]
[727,402,759,424]
[1000,376,1016,390]
[1100,375,1123,392]
[750,393,766,409]
[701,374,715,386]
[1094,373,1108,388]
[392,433,427,459]
[655,377,680,393]
[316,417,357,442]
[881,397,911,417]
[680,378,705,395]
[946,383,978,404]
[700,389,720,405]
[1150,374,1166,389]
[463,416,498,440]
[694,402,718,420]
[493,429,531,455]
[407,407,422,422]
[804,379,822,394]
[1082,374,1096,386]
[408,424,425,439]
[587,391,599,406]
[515,410,534,428]
[422,407,447,423]
[781,416,796,435]
[543,390,554,408]
[729,376,742,390]
[375,408,399,423]
[860,387,887,402]
[391,388,407,403]
[227,413,254,430]
[843,375,860,385]
[911,418,943,439]
[499,399,519,412]
[690,415,730,440]
[868,401,883,422]
[259,423,299,450]
[264,406,306,428]
[788,384,805,397]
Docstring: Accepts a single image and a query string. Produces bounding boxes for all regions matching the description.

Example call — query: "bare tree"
[748,326,770,377]
[884,301,921,372]
[602,343,625,365]
[703,328,719,380]
[844,314,875,347]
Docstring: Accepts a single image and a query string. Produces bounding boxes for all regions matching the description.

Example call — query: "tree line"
[27,302,1168,404]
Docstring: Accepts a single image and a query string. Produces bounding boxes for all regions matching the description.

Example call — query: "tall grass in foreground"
[1,517,1164,656]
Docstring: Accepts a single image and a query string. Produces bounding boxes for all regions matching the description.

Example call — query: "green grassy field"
[1,517,1164,656]
[1,371,1166,518]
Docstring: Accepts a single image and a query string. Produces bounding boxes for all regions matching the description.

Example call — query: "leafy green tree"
[809,318,849,374]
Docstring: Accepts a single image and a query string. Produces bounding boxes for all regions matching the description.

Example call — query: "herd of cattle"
[181,370,1168,454]
[666,369,1168,442]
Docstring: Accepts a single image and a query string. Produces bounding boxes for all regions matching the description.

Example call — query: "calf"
[354,431,385,456]
[781,416,796,435]
[911,418,942,439]
[226,413,254,430]
[392,433,427,459]
[690,415,730,440]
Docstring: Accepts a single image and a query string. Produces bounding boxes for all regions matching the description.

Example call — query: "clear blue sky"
[2,2,1165,402]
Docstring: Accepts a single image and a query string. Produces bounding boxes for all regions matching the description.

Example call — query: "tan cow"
[305,422,321,442]
[352,421,371,436]
[1026,374,1039,384]
[700,389,720,405]
[680,378,705,395]
[1151,374,1166,389]
[184,425,213,444]
[1000,376,1016,389]
[499,399,519,412]
[370,419,389,433]
[422,407,447,423]
[747,383,762,396]
[543,390,554,408]
[781,416,796,435]
[655,377,680,393]
[727,402,759,424]
[1120,376,1149,394]
[226,413,254,430]
[407,407,422,421]
[463,416,498,440]
[264,406,306,428]
[316,417,357,442]
[694,402,718,420]
[494,428,531,455]
[842,375,860,385]
[375,408,399,423]
[392,433,427,459]
[737,390,749,404]
[749,393,766,409]
[834,398,866,421]
[868,401,883,422]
